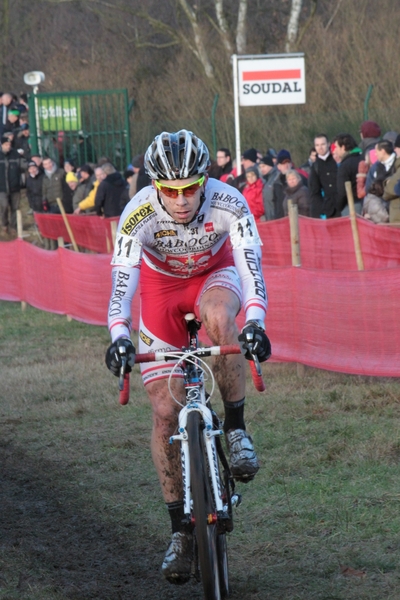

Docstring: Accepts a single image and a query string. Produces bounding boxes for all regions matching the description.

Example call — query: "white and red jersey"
[108,177,267,341]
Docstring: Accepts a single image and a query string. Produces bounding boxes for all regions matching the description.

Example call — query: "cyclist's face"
[155,175,205,223]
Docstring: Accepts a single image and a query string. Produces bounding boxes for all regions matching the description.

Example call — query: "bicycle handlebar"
[118,344,266,404]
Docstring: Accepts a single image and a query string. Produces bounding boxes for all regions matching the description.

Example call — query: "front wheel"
[187,410,221,600]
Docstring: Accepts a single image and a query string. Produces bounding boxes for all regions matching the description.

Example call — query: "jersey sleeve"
[107,195,150,342]
[230,214,268,323]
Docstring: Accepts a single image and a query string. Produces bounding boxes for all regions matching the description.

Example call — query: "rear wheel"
[187,410,221,600]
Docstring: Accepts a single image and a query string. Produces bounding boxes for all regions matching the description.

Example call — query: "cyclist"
[105,130,271,584]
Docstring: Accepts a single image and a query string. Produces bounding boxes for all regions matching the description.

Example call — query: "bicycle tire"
[217,533,229,598]
[187,410,221,600]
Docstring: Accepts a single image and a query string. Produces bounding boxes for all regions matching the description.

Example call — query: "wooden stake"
[345,181,364,271]
[288,200,301,266]
[16,209,23,238]
[56,198,79,252]
[57,237,72,321]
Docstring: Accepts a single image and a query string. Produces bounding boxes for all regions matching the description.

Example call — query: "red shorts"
[138,260,242,385]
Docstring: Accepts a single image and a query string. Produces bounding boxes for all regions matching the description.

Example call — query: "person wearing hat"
[15,122,31,161]
[3,107,20,136]
[359,120,381,160]
[72,164,95,211]
[272,149,308,219]
[232,147,259,192]
[259,155,279,220]
[26,160,44,213]
[74,165,106,215]
[0,135,25,234]
[242,166,265,221]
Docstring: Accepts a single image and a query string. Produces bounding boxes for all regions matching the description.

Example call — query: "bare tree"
[286,0,303,52]
[236,0,248,54]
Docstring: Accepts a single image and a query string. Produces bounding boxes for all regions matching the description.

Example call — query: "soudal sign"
[238,56,305,106]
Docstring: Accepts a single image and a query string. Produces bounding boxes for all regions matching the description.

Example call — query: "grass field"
[1,300,400,599]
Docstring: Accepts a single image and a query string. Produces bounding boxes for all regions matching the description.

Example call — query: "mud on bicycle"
[115,313,266,600]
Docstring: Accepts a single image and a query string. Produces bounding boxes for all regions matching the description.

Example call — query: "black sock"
[166,500,188,534]
[223,397,246,433]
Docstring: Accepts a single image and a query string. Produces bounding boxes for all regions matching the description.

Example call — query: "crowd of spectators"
[208,121,400,225]
[1,86,399,245]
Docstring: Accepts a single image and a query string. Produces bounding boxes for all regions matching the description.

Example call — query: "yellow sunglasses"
[155,175,205,198]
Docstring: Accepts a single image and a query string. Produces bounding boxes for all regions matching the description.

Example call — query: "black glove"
[105,338,136,376]
[238,322,271,363]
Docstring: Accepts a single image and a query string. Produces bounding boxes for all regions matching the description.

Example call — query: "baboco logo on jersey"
[121,203,155,234]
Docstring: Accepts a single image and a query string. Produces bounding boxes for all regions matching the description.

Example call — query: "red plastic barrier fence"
[1,239,399,377]
[34,213,400,269]
[259,216,400,269]
[34,213,118,254]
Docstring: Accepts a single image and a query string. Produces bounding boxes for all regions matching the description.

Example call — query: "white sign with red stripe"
[238,56,305,106]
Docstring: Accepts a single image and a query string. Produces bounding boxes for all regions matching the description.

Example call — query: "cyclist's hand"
[105,338,136,376]
[238,322,271,363]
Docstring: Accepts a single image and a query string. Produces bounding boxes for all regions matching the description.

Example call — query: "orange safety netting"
[1,238,399,377]
[34,213,118,253]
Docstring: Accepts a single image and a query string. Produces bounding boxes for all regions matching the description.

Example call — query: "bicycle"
[117,314,265,600]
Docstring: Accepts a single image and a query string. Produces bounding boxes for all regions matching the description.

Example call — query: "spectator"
[242,166,264,221]
[72,164,94,211]
[42,157,65,213]
[75,130,97,164]
[0,135,25,233]
[3,107,20,136]
[283,169,310,217]
[124,168,135,198]
[63,172,78,214]
[379,140,400,206]
[258,154,279,220]
[363,179,389,224]
[30,154,43,171]
[0,93,14,137]
[208,147,234,183]
[15,123,31,161]
[126,154,143,197]
[300,147,317,175]
[333,133,363,215]
[232,148,258,192]
[276,149,308,183]
[309,134,339,218]
[63,158,76,174]
[95,162,130,217]
[136,160,152,193]
[359,120,381,161]
[26,160,44,213]
[74,165,106,214]
[394,134,400,158]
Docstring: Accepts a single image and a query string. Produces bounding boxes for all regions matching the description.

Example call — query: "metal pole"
[232,54,242,177]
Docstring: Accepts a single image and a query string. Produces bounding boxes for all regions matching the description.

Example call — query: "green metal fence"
[28,89,131,171]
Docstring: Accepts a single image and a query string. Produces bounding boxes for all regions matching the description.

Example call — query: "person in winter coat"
[0,135,25,232]
[259,155,279,220]
[309,134,339,218]
[42,157,65,213]
[242,166,265,221]
[26,161,44,212]
[333,133,363,215]
[283,170,310,217]
[95,163,130,217]
[359,120,381,161]
[362,180,389,224]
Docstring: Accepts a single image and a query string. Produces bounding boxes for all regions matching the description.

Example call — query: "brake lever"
[251,351,262,376]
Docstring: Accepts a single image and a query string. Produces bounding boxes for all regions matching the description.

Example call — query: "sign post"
[232,53,305,175]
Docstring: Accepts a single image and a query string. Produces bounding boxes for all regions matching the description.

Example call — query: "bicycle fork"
[170,403,224,517]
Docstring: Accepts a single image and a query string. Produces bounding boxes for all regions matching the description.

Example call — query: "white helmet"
[144,129,210,180]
